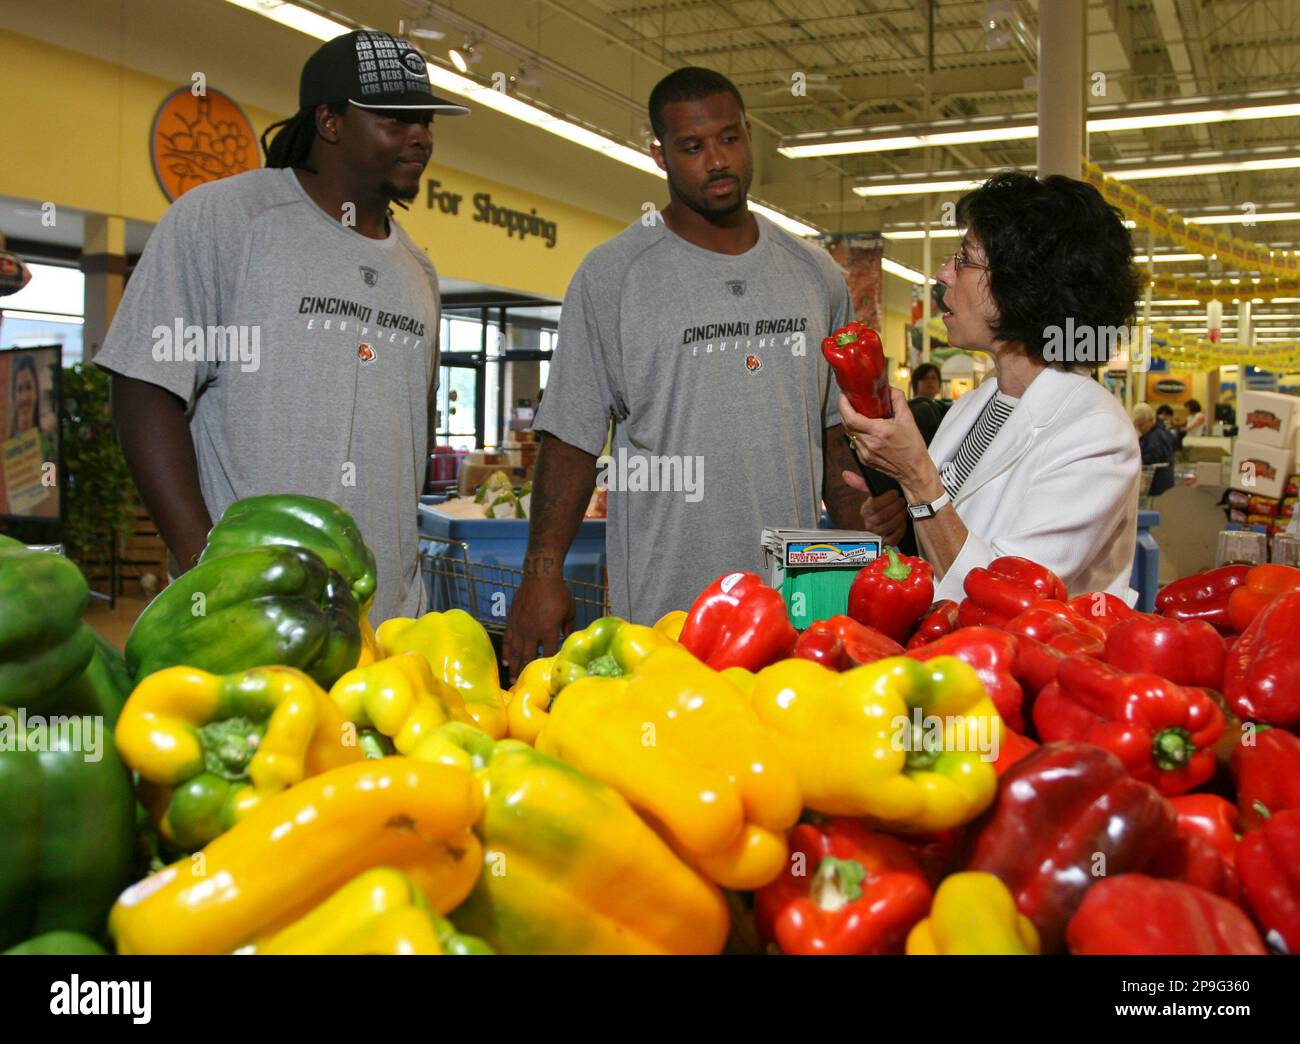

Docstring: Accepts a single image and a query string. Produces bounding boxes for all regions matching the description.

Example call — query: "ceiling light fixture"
[881,258,933,284]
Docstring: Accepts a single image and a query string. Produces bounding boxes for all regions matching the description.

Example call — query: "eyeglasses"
[949,250,989,273]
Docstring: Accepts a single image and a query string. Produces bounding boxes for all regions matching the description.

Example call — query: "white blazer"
[926,365,1141,604]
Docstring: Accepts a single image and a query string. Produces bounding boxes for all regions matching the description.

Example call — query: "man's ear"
[649,138,667,174]
[315,103,343,144]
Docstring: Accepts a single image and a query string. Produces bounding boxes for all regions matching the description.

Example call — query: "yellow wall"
[0,29,621,299]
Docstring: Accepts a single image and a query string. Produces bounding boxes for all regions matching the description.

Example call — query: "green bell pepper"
[0,709,136,950]
[0,543,97,709]
[433,914,494,955]
[549,616,676,695]
[3,931,108,955]
[199,494,377,608]
[125,545,361,689]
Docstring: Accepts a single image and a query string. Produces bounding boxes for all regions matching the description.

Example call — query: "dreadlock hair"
[648,67,745,144]
[261,102,348,171]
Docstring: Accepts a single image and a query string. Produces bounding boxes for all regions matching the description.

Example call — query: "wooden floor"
[84,595,149,652]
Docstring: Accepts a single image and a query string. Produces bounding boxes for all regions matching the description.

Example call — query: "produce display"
[3,500,1299,956]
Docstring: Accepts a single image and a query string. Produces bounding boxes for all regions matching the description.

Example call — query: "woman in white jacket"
[840,172,1142,602]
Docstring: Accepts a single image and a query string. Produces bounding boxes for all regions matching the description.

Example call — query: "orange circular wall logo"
[151,87,259,202]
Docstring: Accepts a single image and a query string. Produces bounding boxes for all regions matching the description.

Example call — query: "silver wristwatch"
[907,490,951,520]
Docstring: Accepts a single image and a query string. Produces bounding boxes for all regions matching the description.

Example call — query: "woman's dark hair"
[261,102,348,171]
[911,362,941,390]
[648,67,745,143]
[955,171,1141,364]
[1186,398,1202,413]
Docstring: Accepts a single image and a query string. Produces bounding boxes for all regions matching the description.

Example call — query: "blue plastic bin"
[1130,509,1161,612]
[418,496,608,630]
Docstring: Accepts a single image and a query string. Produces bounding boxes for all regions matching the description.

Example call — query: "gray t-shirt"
[95,168,439,623]
[534,213,850,624]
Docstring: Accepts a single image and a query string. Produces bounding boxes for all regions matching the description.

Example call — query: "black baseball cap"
[300,30,469,114]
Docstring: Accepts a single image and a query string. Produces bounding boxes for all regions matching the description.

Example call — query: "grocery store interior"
[5,0,1300,964]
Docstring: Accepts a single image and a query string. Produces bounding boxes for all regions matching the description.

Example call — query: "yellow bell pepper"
[418,727,729,954]
[535,647,801,890]
[376,611,507,738]
[356,611,383,668]
[906,872,1041,955]
[504,654,556,745]
[241,867,492,954]
[748,656,1001,831]
[653,609,686,641]
[115,665,362,850]
[109,757,484,955]
[328,651,473,757]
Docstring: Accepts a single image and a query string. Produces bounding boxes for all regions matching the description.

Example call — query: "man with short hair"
[503,66,867,674]
[96,31,467,622]
[1134,403,1175,497]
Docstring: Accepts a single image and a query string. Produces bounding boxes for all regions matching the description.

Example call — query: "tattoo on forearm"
[523,556,558,577]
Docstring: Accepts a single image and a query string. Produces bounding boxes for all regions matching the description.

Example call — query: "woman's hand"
[840,387,942,500]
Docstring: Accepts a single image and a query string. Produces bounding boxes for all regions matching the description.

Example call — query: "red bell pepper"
[1222,590,1300,728]
[847,547,933,644]
[905,600,960,650]
[753,819,931,955]
[905,626,1025,731]
[821,322,893,420]
[678,571,797,672]
[1004,600,1106,658]
[894,830,961,889]
[1227,563,1300,634]
[1032,655,1225,796]
[993,728,1039,779]
[1237,807,1300,954]
[1066,875,1266,955]
[792,615,902,671]
[1065,592,1135,633]
[1155,564,1250,634]
[964,741,1178,953]
[1146,833,1243,906]
[1169,794,1240,864]
[958,557,1068,629]
[1011,635,1066,702]
[1104,613,1227,689]
[1231,725,1300,831]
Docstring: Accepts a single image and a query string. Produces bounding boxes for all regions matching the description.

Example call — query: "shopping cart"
[1139,462,1169,510]
[420,534,610,636]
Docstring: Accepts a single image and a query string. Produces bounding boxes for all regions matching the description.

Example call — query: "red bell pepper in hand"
[1169,794,1240,864]
[1231,725,1300,831]
[1222,590,1300,728]
[1032,655,1224,796]
[964,742,1178,953]
[754,819,931,955]
[1005,600,1106,658]
[906,626,1025,731]
[678,571,797,672]
[1066,875,1265,955]
[821,323,893,420]
[1064,592,1135,633]
[792,615,902,671]
[847,547,934,644]
[1104,613,1227,689]
[1237,807,1300,954]
[1155,564,1250,634]
[905,600,960,650]
[1227,564,1300,633]
[958,557,1067,629]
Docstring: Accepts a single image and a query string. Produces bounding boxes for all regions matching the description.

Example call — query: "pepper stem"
[810,856,867,911]
[1253,800,1272,821]
[882,546,912,582]
[835,330,858,348]
[1152,727,1194,771]
[199,717,263,781]
[586,653,623,677]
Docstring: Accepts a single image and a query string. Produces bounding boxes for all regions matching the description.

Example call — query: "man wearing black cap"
[97,31,467,623]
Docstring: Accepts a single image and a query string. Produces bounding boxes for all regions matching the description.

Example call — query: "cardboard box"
[1239,389,1299,448]
[456,463,532,496]
[1194,460,1226,488]
[1231,439,1295,500]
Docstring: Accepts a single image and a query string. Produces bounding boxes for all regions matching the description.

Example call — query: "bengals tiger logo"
[745,354,762,372]
[357,343,376,363]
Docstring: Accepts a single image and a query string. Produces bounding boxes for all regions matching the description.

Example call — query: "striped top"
[940,390,1020,497]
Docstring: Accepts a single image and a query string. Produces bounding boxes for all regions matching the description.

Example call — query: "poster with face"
[0,345,61,519]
